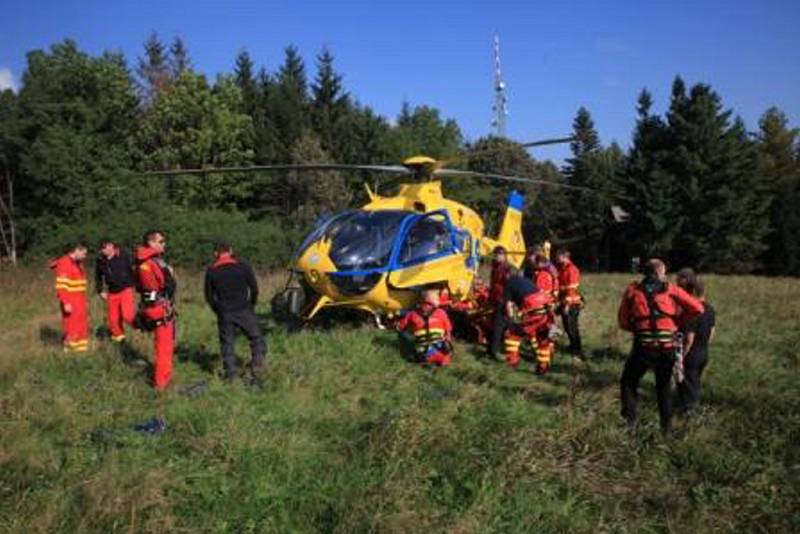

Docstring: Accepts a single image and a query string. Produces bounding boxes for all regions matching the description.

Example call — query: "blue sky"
[2,0,798,162]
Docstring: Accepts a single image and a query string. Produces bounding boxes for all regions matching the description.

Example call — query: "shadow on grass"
[176,344,218,374]
[39,325,62,347]
[589,346,629,361]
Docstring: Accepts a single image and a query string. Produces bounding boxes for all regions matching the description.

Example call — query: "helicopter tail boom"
[483,190,526,268]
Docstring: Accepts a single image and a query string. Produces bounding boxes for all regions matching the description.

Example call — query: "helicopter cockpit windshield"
[300,210,412,272]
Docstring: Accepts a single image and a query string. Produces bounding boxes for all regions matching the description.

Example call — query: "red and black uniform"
[489,260,513,357]
[397,301,454,367]
[557,258,583,355]
[204,253,265,379]
[135,246,177,390]
[503,276,552,370]
[451,283,492,344]
[618,279,704,431]
[532,263,559,369]
[50,255,89,352]
[95,247,136,342]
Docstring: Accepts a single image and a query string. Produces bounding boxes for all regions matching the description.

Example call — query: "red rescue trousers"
[61,296,89,352]
[142,302,175,390]
[106,287,136,342]
[153,321,174,390]
[504,316,551,368]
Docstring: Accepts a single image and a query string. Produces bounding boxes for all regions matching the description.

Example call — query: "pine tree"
[623,88,683,258]
[667,82,770,272]
[136,32,170,104]
[311,47,350,156]
[169,36,192,78]
[758,107,800,274]
[269,45,310,154]
[392,103,462,159]
[233,50,257,116]
[562,107,623,270]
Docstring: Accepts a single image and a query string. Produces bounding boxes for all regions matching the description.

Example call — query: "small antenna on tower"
[491,32,509,137]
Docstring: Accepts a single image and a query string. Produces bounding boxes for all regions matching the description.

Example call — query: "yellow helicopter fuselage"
[292,173,525,320]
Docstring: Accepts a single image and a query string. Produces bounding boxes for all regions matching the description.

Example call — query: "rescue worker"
[95,238,136,343]
[555,248,583,356]
[675,268,716,413]
[617,259,704,433]
[503,273,553,374]
[530,246,559,371]
[50,239,90,353]
[397,289,454,367]
[135,230,177,391]
[489,246,514,359]
[450,278,492,344]
[204,241,266,380]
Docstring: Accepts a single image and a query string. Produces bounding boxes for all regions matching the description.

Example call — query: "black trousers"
[620,347,674,432]
[490,304,508,358]
[677,350,708,411]
[560,307,582,355]
[217,307,266,377]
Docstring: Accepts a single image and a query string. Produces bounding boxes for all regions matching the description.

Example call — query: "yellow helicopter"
[144,140,596,324]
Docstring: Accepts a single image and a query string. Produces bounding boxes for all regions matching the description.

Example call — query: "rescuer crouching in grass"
[397,289,454,367]
[617,258,704,434]
[204,241,266,382]
[95,238,136,343]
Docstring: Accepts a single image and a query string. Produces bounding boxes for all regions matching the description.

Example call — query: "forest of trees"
[0,35,798,274]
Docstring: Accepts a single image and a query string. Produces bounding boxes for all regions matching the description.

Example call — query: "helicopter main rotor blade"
[519,137,576,148]
[433,168,599,193]
[139,163,412,177]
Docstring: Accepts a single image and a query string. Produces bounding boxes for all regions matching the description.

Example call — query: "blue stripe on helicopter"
[507,190,524,212]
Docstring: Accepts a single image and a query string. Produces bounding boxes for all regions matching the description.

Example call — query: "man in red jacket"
[489,246,514,359]
[50,239,90,353]
[618,258,704,433]
[555,248,583,356]
[135,230,177,391]
[397,289,454,367]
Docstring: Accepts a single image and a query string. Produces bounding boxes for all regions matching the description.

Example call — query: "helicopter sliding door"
[387,211,472,293]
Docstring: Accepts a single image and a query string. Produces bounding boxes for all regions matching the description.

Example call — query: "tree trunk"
[0,169,16,265]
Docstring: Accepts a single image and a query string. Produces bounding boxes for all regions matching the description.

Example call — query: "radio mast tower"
[491,32,509,137]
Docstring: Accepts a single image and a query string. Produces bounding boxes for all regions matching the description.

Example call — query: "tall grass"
[0,268,798,532]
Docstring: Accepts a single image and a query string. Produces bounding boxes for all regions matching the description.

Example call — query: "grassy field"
[1,267,799,533]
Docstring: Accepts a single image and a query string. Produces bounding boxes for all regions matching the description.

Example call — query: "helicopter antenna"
[490,32,509,138]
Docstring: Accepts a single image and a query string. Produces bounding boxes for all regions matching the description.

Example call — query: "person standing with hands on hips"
[204,241,266,382]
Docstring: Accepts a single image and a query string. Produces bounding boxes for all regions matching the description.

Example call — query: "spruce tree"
[758,107,800,274]
[562,107,623,270]
[270,45,310,154]
[624,88,683,258]
[136,32,170,104]
[169,36,192,78]
[233,50,257,116]
[311,47,350,157]
[667,81,770,272]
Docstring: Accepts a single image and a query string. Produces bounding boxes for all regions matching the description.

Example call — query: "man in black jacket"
[204,241,266,380]
[95,238,136,342]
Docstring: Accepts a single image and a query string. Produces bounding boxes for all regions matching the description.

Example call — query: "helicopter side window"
[399,213,455,266]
